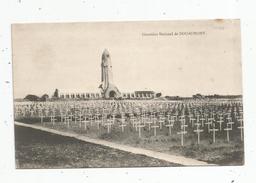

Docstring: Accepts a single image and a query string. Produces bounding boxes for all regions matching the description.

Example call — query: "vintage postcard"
[12,19,243,168]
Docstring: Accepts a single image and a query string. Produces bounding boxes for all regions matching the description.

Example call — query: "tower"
[99,49,121,99]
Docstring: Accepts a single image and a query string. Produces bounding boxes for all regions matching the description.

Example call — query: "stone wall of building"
[59,92,102,100]
[58,91,155,100]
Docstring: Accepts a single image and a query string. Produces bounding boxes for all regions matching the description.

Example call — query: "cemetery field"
[15,125,178,168]
[14,99,244,166]
[22,120,243,166]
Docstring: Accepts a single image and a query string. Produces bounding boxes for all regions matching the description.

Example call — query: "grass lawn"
[15,125,179,168]
[16,117,244,166]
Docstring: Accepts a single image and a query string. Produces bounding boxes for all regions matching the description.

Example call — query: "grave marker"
[193,127,203,144]
[237,118,244,141]
[209,123,219,143]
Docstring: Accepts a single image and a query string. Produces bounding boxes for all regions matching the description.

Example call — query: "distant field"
[15,126,179,168]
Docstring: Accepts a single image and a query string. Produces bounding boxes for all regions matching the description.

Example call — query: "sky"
[12,20,242,98]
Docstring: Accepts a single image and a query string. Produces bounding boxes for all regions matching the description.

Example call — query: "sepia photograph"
[12,19,243,168]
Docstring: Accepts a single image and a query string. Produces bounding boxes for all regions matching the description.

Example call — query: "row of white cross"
[14,100,243,117]
[14,100,244,146]
[38,110,244,146]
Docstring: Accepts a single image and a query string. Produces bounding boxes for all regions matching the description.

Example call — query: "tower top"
[100,49,121,99]
[102,49,110,60]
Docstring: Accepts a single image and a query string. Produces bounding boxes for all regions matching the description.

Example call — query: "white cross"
[39,112,44,125]
[76,115,81,128]
[119,122,126,133]
[227,121,235,129]
[94,116,101,130]
[224,125,232,142]
[216,118,224,131]
[130,115,136,128]
[173,114,178,121]
[165,123,174,136]
[69,114,73,122]
[209,123,219,143]
[190,117,196,127]
[210,111,215,119]
[89,114,94,126]
[226,115,232,123]
[237,118,244,141]
[233,111,238,118]
[60,113,65,123]
[200,117,206,127]
[150,112,155,122]
[119,116,126,132]
[179,115,185,123]
[145,119,153,131]
[81,118,90,130]
[193,127,203,144]
[188,114,193,121]
[45,108,49,117]
[78,112,84,128]
[133,117,141,131]
[196,114,200,122]
[167,113,171,121]
[21,108,26,117]
[151,122,159,137]
[64,115,69,125]
[137,123,145,138]
[141,113,146,124]
[194,122,201,129]
[111,114,116,124]
[30,110,35,117]
[66,115,72,128]
[177,128,187,146]
[158,115,165,130]
[208,117,214,124]
[239,111,243,119]
[102,114,107,124]
[105,119,113,134]
[205,120,212,133]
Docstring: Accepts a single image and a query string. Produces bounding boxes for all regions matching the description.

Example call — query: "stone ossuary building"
[58,49,156,100]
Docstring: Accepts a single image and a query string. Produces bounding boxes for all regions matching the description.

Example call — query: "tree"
[53,89,59,98]
[156,93,162,98]
[24,94,40,101]
[40,94,49,101]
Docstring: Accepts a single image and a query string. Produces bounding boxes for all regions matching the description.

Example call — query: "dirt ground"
[15,126,179,168]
